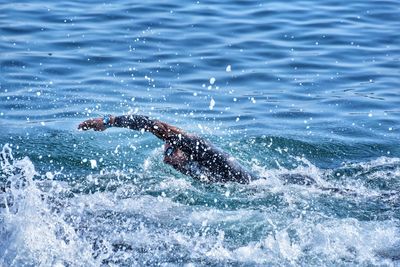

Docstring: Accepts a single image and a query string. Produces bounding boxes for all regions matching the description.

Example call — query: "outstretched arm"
[78,114,209,156]
[78,114,185,141]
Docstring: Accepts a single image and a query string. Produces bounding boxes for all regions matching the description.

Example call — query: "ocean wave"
[1,144,399,266]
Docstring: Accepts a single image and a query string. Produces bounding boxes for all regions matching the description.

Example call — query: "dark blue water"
[1,0,400,266]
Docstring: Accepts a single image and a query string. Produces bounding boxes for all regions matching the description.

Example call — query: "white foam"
[1,144,399,266]
[0,145,97,266]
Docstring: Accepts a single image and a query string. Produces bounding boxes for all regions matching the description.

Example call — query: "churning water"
[1,0,400,266]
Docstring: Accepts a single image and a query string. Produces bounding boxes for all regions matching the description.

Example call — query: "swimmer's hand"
[78,117,109,131]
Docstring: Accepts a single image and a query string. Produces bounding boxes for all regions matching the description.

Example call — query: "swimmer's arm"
[78,115,160,132]
[78,115,215,158]
[78,115,188,141]
[112,115,187,142]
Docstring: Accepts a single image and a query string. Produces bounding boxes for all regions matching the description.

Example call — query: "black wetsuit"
[113,115,253,184]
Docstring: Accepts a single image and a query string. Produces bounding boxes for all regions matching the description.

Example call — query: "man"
[78,115,253,184]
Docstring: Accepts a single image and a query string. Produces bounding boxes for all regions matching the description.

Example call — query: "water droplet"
[209,98,215,110]
[46,172,54,179]
[90,160,97,169]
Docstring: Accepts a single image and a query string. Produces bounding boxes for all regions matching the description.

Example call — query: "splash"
[0,144,97,267]
[1,144,400,266]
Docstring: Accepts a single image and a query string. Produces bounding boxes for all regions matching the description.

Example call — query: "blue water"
[1,0,400,266]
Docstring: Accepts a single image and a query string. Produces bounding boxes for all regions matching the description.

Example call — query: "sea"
[1,0,400,266]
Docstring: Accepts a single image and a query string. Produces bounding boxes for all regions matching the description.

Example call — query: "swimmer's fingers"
[78,118,106,131]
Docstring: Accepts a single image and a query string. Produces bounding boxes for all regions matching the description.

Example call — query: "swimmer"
[78,115,253,183]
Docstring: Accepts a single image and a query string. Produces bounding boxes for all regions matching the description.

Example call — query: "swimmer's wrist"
[102,115,115,128]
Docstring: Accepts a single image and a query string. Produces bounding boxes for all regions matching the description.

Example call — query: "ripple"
[1,1,400,263]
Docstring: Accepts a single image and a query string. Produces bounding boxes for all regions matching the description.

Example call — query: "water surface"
[1,0,400,266]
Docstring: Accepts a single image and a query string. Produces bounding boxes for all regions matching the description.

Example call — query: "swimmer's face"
[163,143,188,171]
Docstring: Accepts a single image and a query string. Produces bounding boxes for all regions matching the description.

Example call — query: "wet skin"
[163,143,189,172]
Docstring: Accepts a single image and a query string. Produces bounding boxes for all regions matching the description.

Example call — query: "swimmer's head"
[163,143,189,172]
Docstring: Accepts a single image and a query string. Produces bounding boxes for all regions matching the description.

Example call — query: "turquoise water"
[1,0,400,266]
